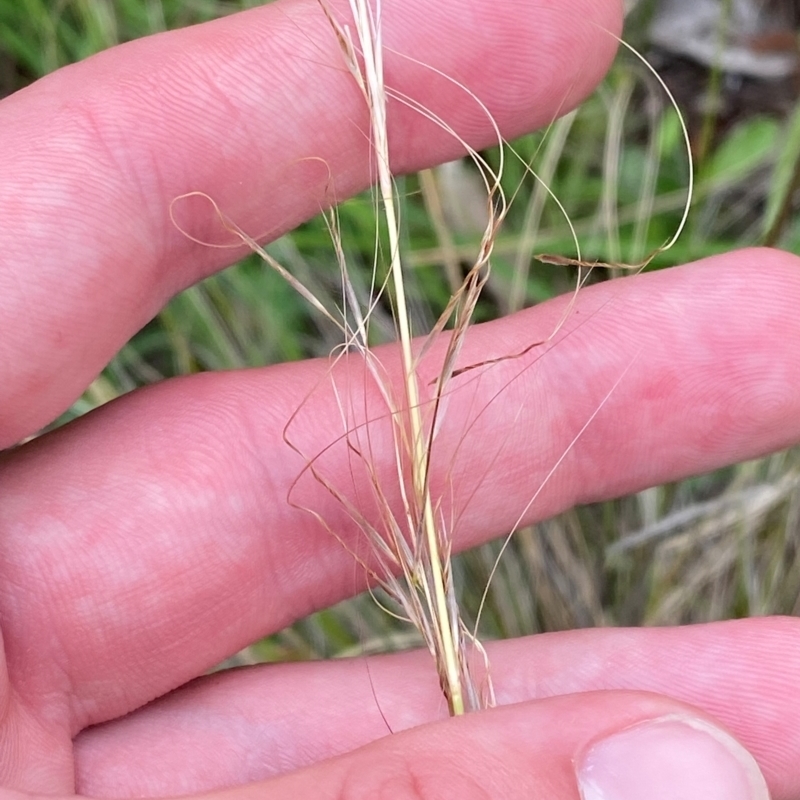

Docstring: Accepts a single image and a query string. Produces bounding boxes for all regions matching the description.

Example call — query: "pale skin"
[2,0,800,797]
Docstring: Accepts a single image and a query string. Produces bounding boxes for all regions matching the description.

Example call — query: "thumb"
[213,692,770,800]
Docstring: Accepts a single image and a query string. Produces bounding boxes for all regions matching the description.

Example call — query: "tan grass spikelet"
[171,0,693,717]
[315,0,509,715]
[311,1,692,713]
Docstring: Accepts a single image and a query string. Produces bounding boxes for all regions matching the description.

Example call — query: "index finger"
[0,0,621,446]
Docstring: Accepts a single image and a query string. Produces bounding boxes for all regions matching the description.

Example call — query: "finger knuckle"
[337,750,492,800]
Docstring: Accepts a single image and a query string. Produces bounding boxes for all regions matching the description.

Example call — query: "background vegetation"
[3,0,800,665]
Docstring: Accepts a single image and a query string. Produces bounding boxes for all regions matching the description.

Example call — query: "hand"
[2,1,800,798]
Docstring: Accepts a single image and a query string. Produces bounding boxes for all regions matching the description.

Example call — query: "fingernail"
[576,715,770,800]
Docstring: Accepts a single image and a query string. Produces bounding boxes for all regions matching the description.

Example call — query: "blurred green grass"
[4,0,800,665]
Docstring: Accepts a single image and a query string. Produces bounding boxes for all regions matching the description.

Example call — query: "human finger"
[0,0,620,446]
[84,690,770,800]
[74,617,797,800]
[3,249,799,738]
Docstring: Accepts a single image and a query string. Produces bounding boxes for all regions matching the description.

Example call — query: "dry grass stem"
[182,2,694,718]
[315,0,512,714]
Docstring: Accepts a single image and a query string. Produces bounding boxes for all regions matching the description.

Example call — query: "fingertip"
[577,714,769,800]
